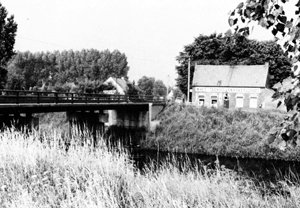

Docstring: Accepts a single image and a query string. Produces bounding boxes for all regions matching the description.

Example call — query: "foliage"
[139,104,300,161]
[176,33,291,95]
[229,0,300,145]
[6,49,129,93]
[137,76,167,97]
[172,87,184,99]
[0,3,17,89]
[127,81,143,97]
[153,80,167,97]
[137,76,155,96]
[1,129,300,207]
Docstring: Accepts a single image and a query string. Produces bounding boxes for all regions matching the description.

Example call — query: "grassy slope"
[142,104,300,161]
[1,130,300,207]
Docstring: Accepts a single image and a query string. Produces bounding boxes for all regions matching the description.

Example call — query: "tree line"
[5,49,129,93]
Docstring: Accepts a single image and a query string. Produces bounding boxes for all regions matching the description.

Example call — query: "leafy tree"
[176,33,291,95]
[173,87,184,99]
[127,81,142,97]
[6,49,129,92]
[229,0,300,143]
[137,76,155,96]
[7,51,56,90]
[0,3,17,89]
[153,80,167,97]
[137,76,167,97]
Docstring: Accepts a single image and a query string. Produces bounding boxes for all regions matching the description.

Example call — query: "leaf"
[237,2,244,9]
[272,91,281,99]
[276,22,285,32]
[228,18,238,26]
[286,20,293,29]
[272,28,278,36]
[259,18,268,27]
[277,100,282,108]
[288,44,295,52]
[244,8,252,17]
[294,65,298,71]
[284,95,293,111]
[267,14,275,21]
[278,15,287,24]
[238,27,250,36]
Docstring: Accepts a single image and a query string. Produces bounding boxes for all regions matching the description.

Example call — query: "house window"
[198,95,205,106]
[211,96,218,107]
[249,96,258,108]
[236,95,244,108]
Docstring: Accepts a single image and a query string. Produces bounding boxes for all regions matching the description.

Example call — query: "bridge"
[0,89,166,113]
[0,90,166,142]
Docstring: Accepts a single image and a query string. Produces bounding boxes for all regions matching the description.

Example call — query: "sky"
[1,0,274,86]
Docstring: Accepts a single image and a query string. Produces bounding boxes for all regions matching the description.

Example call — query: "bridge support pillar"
[0,113,39,131]
[148,103,152,131]
[104,108,150,147]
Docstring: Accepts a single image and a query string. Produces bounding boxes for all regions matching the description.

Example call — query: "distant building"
[191,63,282,109]
[167,89,185,104]
[103,77,128,95]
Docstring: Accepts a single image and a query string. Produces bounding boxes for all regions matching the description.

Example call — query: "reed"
[0,129,300,207]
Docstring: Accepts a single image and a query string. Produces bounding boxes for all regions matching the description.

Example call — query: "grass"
[1,128,300,207]
[142,103,300,160]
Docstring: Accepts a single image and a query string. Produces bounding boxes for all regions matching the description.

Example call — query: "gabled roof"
[192,63,269,88]
[114,78,127,91]
[103,77,128,94]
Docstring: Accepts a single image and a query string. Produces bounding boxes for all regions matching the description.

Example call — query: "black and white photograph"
[1,0,300,207]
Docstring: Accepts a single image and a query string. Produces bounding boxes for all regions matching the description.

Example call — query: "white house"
[191,63,284,110]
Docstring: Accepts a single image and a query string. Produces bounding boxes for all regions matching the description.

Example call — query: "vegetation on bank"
[1,129,300,207]
[142,104,300,161]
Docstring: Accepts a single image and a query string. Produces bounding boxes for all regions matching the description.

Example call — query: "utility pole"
[187,56,191,103]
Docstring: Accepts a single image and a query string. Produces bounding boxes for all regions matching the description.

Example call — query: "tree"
[6,49,129,92]
[176,33,291,95]
[137,76,155,96]
[173,87,184,99]
[137,76,167,97]
[0,3,17,89]
[229,0,300,142]
[153,80,167,97]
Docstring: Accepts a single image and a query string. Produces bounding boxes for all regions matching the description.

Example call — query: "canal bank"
[139,104,300,161]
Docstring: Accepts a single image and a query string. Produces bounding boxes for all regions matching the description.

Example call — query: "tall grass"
[143,103,300,160]
[1,129,300,207]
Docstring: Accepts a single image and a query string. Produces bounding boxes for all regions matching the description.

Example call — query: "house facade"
[191,63,276,109]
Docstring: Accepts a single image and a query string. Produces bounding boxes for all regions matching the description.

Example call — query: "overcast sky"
[1,0,273,86]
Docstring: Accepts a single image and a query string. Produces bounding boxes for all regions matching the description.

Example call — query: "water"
[131,148,300,184]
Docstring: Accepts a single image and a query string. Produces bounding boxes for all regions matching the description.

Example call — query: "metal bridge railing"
[0,90,166,105]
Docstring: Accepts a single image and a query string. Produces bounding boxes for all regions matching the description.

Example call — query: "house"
[102,77,128,95]
[167,89,185,103]
[191,63,281,109]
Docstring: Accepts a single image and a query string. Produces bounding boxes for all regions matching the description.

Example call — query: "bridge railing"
[0,90,166,104]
